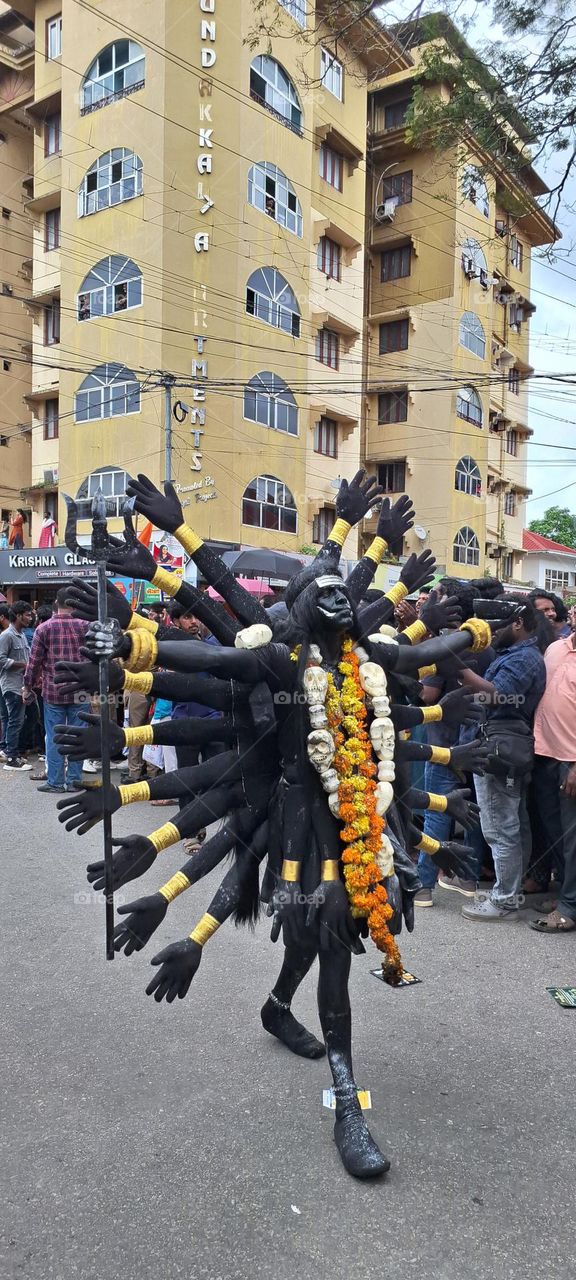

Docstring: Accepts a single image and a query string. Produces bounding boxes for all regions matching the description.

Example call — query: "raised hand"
[444,788,480,830]
[105,522,158,582]
[306,880,363,953]
[419,590,462,634]
[54,711,125,762]
[335,469,383,527]
[400,550,436,594]
[82,618,131,662]
[438,687,483,726]
[54,658,124,698]
[146,938,203,1002]
[449,739,493,776]
[430,840,476,880]
[114,893,168,955]
[126,474,185,535]
[57,785,121,834]
[86,834,157,892]
[65,578,133,629]
[377,494,415,546]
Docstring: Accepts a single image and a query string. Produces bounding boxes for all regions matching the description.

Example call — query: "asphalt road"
[2,765,576,1280]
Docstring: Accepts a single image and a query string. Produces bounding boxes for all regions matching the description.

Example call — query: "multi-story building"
[0,2,34,537]
[10,0,409,565]
[363,18,557,580]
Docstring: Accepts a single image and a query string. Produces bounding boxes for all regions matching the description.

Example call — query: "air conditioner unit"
[375,197,399,223]
[496,291,509,306]
[462,257,476,278]
[43,468,58,486]
[479,269,489,290]
[495,220,507,238]
[509,322,520,334]
[489,414,506,432]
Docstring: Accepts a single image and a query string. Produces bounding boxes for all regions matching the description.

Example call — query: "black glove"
[86,834,157,892]
[335,469,383,526]
[126,474,185,535]
[54,710,125,762]
[268,879,307,948]
[444,788,480,830]
[54,659,125,697]
[56,786,121,835]
[105,533,158,582]
[430,840,476,879]
[449,739,493,776]
[113,893,168,955]
[146,938,203,1002]
[64,578,133,629]
[400,550,436,593]
[377,494,414,545]
[305,880,363,953]
[82,619,131,662]
[391,840,421,932]
[419,590,462,634]
[439,687,483,727]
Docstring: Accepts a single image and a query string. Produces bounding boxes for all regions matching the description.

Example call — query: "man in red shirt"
[23,588,88,793]
[531,608,576,933]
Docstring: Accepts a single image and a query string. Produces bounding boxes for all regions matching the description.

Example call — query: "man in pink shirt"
[531,607,576,933]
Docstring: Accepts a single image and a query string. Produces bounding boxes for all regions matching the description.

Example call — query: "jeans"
[557,763,576,922]
[126,690,152,778]
[417,761,455,890]
[0,686,8,750]
[526,756,565,888]
[473,771,531,910]
[44,702,85,787]
[3,689,25,760]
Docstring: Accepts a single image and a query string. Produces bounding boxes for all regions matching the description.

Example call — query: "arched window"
[77,255,142,321]
[247,162,302,237]
[459,312,486,359]
[455,456,482,497]
[456,385,483,426]
[249,56,302,134]
[461,237,487,278]
[75,363,140,423]
[244,372,298,436]
[246,267,300,337]
[75,466,131,519]
[462,165,489,218]
[453,526,480,567]
[78,149,143,218]
[242,474,297,533]
[81,40,145,113]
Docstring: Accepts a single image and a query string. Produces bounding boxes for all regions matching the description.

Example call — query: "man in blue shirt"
[459,596,546,921]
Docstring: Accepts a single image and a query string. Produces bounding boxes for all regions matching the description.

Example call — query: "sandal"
[530,910,576,933]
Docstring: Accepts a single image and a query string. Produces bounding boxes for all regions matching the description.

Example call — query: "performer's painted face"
[314,576,354,632]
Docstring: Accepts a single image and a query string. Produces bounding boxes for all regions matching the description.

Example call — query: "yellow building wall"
[0,120,33,528]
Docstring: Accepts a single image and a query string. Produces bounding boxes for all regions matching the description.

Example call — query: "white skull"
[373,694,391,718]
[328,792,340,817]
[358,661,387,699]
[376,833,395,877]
[368,632,399,649]
[320,768,340,794]
[309,706,328,730]
[375,780,394,815]
[378,759,395,782]
[234,623,273,649]
[303,666,328,705]
[370,717,395,760]
[307,729,334,772]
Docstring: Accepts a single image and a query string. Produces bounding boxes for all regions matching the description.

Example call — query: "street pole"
[163,373,176,484]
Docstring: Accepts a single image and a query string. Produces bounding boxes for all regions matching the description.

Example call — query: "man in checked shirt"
[23,588,89,793]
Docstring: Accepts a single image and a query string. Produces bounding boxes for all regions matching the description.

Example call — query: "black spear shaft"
[96,558,115,960]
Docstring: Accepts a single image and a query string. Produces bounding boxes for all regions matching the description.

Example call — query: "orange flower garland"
[329,639,404,984]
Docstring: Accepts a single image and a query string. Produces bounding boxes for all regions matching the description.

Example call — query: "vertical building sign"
[190,0,216,501]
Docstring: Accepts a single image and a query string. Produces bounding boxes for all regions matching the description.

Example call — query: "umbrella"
[221,547,304,579]
[207,576,274,601]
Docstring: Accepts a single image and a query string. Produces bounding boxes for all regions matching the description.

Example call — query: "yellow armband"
[385,581,408,607]
[123,670,154,695]
[118,781,151,805]
[427,793,448,813]
[159,871,191,903]
[151,566,180,599]
[404,620,427,645]
[429,746,451,766]
[281,859,300,883]
[148,822,180,853]
[321,860,340,881]
[124,629,158,673]
[418,665,437,679]
[416,833,441,855]
[127,611,158,635]
[174,522,204,556]
[190,912,220,946]
[365,536,387,566]
[422,705,442,724]
[328,518,351,548]
[460,617,491,653]
[124,725,154,748]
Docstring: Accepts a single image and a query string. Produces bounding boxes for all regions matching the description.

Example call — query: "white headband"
[316,575,343,588]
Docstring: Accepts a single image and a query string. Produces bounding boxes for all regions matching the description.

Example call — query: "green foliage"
[529,507,576,549]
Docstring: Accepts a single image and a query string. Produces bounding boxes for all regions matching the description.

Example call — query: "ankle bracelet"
[268,991,291,1012]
